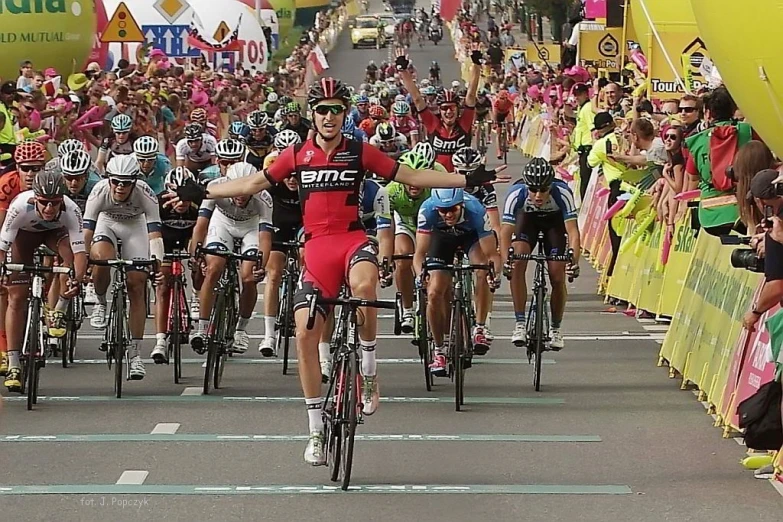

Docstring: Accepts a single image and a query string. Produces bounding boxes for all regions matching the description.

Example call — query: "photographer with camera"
[742,169,783,331]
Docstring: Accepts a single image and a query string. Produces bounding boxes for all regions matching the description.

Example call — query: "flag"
[42,76,61,97]
[765,309,783,376]
[188,14,242,52]
[308,44,329,76]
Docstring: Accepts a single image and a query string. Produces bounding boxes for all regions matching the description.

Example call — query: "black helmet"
[522,157,556,189]
[33,169,68,199]
[184,123,203,140]
[307,77,351,107]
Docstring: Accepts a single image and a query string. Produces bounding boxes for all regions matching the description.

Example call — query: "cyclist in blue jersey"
[349,94,371,127]
[342,117,368,142]
[133,136,170,195]
[228,121,250,144]
[414,188,501,376]
[501,157,581,351]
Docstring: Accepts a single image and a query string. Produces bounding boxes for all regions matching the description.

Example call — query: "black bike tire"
[454,300,464,412]
[534,283,545,392]
[203,293,223,395]
[281,275,292,375]
[61,303,70,368]
[216,289,236,389]
[26,298,40,410]
[417,288,432,392]
[114,294,124,399]
[340,348,359,491]
[172,280,182,384]
[327,354,344,482]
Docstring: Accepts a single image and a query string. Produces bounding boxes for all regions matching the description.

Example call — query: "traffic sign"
[214,21,231,41]
[143,25,201,58]
[153,0,191,25]
[101,2,145,43]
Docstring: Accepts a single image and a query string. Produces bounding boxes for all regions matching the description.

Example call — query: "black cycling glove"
[465,165,498,189]
[176,178,207,205]
[395,54,410,71]
[471,50,483,65]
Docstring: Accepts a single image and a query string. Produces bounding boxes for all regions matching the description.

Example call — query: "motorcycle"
[429,24,442,44]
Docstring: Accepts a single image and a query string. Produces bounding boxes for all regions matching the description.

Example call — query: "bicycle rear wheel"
[25,300,40,410]
[112,294,125,399]
[452,302,465,412]
[280,276,293,375]
[417,288,432,392]
[171,281,183,384]
[203,297,223,395]
[340,348,360,490]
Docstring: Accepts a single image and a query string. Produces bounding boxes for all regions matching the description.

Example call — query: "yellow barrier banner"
[578,27,622,74]
[605,219,636,302]
[656,210,696,317]
[635,222,664,313]
[525,42,561,66]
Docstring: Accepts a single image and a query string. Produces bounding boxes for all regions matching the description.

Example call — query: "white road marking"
[115,471,148,485]
[180,387,202,396]
[642,325,670,332]
[150,423,180,435]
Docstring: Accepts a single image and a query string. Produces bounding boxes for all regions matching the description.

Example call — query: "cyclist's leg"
[425,232,457,354]
[120,217,153,363]
[262,250,285,344]
[89,216,117,327]
[234,225,261,351]
[543,216,568,346]
[4,232,39,387]
[46,230,76,337]
[466,234,490,324]
[510,212,538,327]
[154,263,173,341]
[394,215,416,310]
[197,213,232,335]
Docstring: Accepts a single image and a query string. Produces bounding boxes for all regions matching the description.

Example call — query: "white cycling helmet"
[215,138,246,160]
[247,110,269,129]
[274,129,302,150]
[451,80,462,89]
[267,92,279,103]
[59,150,92,177]
[226,161,257,181]
[105,154,141,180]
[452,147,484,172]
[133,135,159,159]
[111,114,133,133]
[165,166,195,187]
[57,139,84,157]
[412,142,436,168]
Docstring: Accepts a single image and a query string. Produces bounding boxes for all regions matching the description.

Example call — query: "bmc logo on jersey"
[431,134,467,154]
[300,169,359,185]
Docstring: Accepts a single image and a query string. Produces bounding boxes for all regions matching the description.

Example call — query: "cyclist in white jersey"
[84,155,164,380]
[0,170,86,392]
[189,162,273,354]
[176,123,217,174]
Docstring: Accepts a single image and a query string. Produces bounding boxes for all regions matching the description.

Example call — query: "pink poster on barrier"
[585,0,608,19]
[726,300,779,429]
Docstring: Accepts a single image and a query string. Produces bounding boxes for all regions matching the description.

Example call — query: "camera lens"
[730,248,765,273]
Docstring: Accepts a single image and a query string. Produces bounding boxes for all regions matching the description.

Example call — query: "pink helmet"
[565,65,590,83]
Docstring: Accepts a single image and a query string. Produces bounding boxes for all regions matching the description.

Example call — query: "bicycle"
[3,254,72,410]
[305,288,398,490]
[475,119,490,155]
[506,232,573,391]
[424,252,494,411]
[91,251,157,399]
[198,245,259,395]
[164,250,192,384]
[497,120,509,163]
[274,240,302,376]
[56,280,85,368]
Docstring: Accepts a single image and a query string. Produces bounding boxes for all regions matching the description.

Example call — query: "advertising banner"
[579,27,622,74]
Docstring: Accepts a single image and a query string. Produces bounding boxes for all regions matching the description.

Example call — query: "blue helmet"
[229,121,250,141]
[431,188,464,208]
[356,94,370,104]
[342,117,356,134]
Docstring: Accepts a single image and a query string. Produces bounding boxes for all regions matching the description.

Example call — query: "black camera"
[721,235,765,273]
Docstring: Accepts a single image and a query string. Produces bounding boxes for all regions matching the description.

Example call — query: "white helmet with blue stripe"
[431,188,464,208]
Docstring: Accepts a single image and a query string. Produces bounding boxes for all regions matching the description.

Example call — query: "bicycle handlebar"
[3,264,72,275]
[509,253,573,263]
[306,288,396,330]
[89,258,158,267]
[164,252,192,261]
[272,240,303,250]
[197,247,260,263]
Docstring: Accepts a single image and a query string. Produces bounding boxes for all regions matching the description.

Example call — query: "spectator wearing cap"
[743,168,783,331]
[16,60,35,93]
[588,112,624,275]
[0,81,17,157]
[572,82,595,199]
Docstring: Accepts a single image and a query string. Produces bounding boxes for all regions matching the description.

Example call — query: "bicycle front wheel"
[417,288,432,392]
[25,299,41,410]
[452,302,465,412]
[326,351,344,482]
[340,348,360,490]
[533,284,545,392]
[111,293,125,399]
[172,281,183,384]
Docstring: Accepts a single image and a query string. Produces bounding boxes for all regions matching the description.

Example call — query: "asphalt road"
[1,4,781,520]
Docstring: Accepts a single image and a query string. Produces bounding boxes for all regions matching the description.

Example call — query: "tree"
[524,0,577,42]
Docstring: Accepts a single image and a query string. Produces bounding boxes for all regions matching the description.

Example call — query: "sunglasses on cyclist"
[664,133,680,141]
[36,197,63,208]
[109,177,135,187]
[528,185,551,193]
[313,104,346,116]
[187,139,202,144]
[436,204,462,215]
[679,106,697,113]
[219,159,239,167]
[115,131,129,135]
[63,174,87,181]
[439,104,458,112]
[18,164,43,173]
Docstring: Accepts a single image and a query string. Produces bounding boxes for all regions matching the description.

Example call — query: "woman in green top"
[389,150,432,333]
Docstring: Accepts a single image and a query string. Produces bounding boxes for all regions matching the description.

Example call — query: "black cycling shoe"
[190,334,207,355]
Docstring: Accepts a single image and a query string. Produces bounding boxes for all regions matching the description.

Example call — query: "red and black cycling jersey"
[265,137,399,240]
[419,106,475,171]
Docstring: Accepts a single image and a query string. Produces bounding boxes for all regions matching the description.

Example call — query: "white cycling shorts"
[205,210,259,255]
[93,214,150,261]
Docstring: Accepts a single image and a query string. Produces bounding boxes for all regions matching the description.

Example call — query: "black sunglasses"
[313,104,346,116]
[109,178,135,187]
[36,198,63,208]
[436,204,461,214]
[219,159,239,167]
[664,133,680,141]
[679,106,697,113]
[19,164,43,173]
[528,185,551,193]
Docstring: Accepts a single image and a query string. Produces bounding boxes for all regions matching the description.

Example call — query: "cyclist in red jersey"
[398,50,481,171]
[492,90,516,160]
[169,77,508,467]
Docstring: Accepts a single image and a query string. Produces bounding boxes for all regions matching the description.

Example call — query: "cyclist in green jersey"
[391,150,433,332]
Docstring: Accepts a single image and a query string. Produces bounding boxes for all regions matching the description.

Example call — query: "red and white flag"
[308,44,329,76]
[42,76,61,97]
